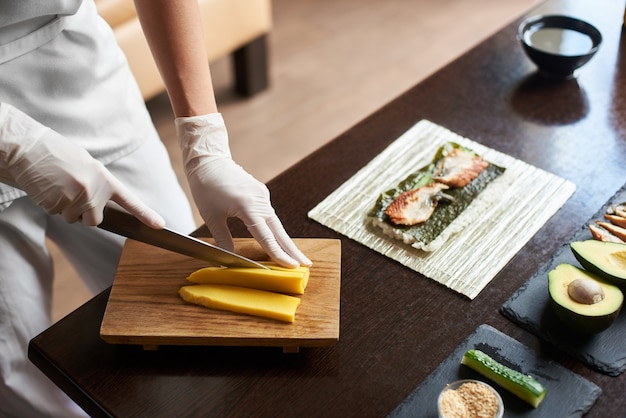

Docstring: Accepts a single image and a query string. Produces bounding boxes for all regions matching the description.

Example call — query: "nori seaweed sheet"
[368,143,506,245]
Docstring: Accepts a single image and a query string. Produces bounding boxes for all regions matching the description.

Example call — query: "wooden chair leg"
[233,34,269,97]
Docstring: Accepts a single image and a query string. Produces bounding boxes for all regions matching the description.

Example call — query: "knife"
[98,205,269,269]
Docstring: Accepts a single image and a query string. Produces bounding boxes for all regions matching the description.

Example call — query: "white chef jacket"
[0,0,153,210]
[0,2,196,417]
[0,1,82,27]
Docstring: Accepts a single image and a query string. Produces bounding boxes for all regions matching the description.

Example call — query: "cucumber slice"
[461,349,547,408]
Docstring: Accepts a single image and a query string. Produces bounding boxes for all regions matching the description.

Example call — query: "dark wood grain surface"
[29,0,626,416]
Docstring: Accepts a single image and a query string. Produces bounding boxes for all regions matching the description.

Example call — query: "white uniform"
[0,1,196,416]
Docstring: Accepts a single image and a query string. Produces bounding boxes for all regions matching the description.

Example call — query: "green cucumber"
[461,349,547,408]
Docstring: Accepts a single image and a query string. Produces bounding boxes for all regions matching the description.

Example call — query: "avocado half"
[548,264,623,334]
[570,240,626,287]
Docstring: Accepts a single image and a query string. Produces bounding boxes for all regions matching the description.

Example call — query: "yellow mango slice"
[186,264,310,295]
[179,284,301,323]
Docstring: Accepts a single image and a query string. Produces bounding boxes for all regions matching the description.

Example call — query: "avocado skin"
[550,299,620,334]
[548,264,623,334]
[571,240,626,288]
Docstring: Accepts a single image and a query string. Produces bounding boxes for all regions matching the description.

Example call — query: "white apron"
[0,2,196,416]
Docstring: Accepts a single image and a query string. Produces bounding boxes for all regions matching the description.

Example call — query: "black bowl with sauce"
[518,15,602,78]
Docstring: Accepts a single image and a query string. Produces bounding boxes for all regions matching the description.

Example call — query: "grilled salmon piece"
[385,182,453,225]
[432,148,488,188]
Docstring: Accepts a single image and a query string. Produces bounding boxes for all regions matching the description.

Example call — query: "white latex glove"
[175,113,311,268]
[0,103,165,228]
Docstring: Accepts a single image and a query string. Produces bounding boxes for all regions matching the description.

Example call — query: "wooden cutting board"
[100,238,341,352]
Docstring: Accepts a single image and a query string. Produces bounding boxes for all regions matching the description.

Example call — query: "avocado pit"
[568,278,604,304]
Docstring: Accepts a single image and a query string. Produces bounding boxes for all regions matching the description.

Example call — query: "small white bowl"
[437,379,504,418]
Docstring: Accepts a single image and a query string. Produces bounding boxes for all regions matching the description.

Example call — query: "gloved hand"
[175,113,311,268]
[0,103,165,228]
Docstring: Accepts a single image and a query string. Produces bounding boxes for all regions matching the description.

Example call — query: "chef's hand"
[0,103,165,228]
[175,113,311,268]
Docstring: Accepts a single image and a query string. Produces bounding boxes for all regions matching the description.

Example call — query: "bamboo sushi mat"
[308,120,576,299]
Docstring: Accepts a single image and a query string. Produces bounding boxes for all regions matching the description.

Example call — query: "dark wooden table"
[30,0,626,416]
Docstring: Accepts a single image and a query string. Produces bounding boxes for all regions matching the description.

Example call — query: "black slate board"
[389,324,600,418]
[500,185,626,376]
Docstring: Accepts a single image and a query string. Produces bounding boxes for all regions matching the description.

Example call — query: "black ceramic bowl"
[518,15,602,77]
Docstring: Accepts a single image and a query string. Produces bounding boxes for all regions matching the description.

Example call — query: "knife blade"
[97,205,269,269]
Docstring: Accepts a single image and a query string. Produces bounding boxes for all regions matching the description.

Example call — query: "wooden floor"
[52,0,541,322]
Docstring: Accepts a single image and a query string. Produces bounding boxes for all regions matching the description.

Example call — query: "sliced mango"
[186,264,310,295]
[179,284,301,323]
